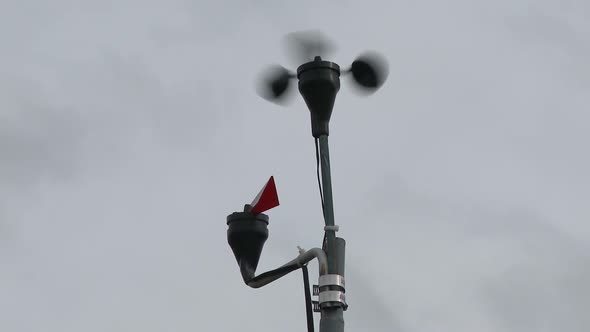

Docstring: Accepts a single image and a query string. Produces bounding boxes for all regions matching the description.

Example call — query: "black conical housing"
[297,57,340,137]
[227,211,269,282]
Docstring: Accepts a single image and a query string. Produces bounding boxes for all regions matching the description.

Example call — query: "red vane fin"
[250,176,280,214]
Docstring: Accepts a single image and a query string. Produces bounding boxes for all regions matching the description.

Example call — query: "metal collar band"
[312,274,348,311]
[319,274,345,289]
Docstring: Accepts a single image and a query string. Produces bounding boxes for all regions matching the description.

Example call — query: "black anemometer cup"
[227,210,269,282]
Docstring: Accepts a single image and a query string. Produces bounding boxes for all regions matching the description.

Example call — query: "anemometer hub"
[297,56,341,137]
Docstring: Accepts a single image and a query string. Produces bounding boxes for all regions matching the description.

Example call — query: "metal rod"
[245,247,328,288]
[296,248,329,275]
[318,134,345,332]
[319,135,336,231]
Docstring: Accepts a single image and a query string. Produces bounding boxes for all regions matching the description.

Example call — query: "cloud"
[347,175,590,331]
[1,1,589,331]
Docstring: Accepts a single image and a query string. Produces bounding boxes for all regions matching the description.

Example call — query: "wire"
[302,264,315,332]
[314,137,325,214]
[314,138,328,249]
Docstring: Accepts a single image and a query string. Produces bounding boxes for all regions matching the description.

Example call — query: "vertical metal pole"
[318,135,345,332]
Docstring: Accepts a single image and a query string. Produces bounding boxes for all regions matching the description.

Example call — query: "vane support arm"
[242,247,328,288]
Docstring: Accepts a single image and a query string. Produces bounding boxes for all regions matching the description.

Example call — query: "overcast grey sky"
[1,1,589,331]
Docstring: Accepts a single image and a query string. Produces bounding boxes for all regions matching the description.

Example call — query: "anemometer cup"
[227,211,269,282]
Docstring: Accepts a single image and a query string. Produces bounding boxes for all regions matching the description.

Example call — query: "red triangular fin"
[250,176,280,214]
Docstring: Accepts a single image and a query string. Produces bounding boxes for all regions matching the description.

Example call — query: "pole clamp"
[319,274,345,289]
[323,225,339,232]
[311,274,347,312]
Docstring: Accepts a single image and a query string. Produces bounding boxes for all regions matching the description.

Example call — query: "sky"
[1,0,589,331]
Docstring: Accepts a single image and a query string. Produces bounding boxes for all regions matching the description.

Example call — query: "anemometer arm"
[243,247,328,289]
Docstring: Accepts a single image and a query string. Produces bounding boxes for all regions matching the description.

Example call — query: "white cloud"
[1,1,588,331]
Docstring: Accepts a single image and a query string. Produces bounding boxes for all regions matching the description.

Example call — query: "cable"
[314,137,325,214]
[314,138,328,249]
[302,264,315,332]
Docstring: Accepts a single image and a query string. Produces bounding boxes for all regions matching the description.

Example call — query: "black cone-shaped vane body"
[227,211,269,282]
[297,56,340,137]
